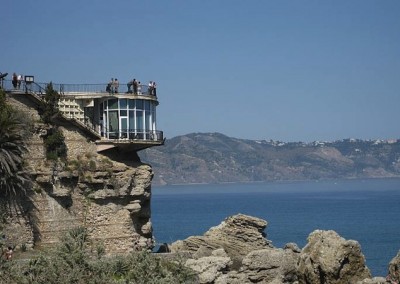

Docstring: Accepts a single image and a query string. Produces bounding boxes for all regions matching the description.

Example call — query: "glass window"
[129,111,135,131]
[108,99,118,109]
[120,110,127,116]
[145,112,150,131]
[108,111,119,138]
[137,110,143,130]
[128,99,135,109]
[136,100,143,110]
[119,99,127,109]
[145,100,150,111]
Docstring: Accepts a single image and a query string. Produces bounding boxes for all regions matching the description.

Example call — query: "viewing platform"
[1,78,165,153]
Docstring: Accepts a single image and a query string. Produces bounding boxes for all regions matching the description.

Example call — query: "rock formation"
[296,230,371,284]
[388,250,400,283]
[167,214,386,284]
[169,214,272,268]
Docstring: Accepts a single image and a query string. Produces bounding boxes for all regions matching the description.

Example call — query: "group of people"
[11,72,24,89]
[148,80,157,96]
[106,77,157,96]
[106,78,120,94]
[127,78,140,94]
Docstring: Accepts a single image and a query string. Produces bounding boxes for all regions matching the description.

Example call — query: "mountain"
[138,132,400,185]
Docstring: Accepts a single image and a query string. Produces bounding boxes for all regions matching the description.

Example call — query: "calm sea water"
[151,178,400,277]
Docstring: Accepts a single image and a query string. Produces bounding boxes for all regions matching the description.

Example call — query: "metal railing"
[102,128,164,142]
[0,79,157,97]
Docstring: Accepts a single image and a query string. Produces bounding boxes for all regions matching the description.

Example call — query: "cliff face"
[5,94,154,254]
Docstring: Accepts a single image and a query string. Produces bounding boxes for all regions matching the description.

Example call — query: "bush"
[0,227,197,283]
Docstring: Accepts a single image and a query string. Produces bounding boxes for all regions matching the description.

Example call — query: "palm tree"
[0,90,30,197]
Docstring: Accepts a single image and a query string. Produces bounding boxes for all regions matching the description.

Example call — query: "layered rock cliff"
[4,94,155,254]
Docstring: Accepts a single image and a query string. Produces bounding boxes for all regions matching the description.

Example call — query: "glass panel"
[137,110,143,131]
[128,99,135,109]
[108,99,118,109]
[119,99,127,109]
[145,100,150,111]
[145,112,150,131]
[121,118,127,139]
[120,110,127,116]
[136,100,143,110]
[129,111,135,138]
[108,111,119,139]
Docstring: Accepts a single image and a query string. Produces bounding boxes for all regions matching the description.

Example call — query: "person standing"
[12,73,18,89]
[17,74,23,89]
[108,78,115,94]
[148,81,153,96]
[114,78,119,93]
[133,79,138,94]
[127,79,133,93]
[152,81,157,96]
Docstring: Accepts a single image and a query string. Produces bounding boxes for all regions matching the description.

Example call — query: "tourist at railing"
[1,78,156,97]
[12,73,18,89]
[114,78,119,93]
[17,74,23,89]
[133,79,138,94]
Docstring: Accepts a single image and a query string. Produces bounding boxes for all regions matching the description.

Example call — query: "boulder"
[239,247,299,283]
[169,214,272,267]
[388,250,400,283]
[296,230,371,284]
[185,248,232,284]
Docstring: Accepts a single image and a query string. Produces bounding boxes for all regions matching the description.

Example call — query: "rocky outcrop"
[238,247,299,283]
[166,214,387,284]
[388,250,400,283]
[169,214,272,268]
[296,230,371,284]
[169,214,299,283]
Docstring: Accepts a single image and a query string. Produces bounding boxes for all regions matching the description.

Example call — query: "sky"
[2,0,400,142]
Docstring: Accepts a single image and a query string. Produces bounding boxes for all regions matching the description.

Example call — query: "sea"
[151,178,400,277]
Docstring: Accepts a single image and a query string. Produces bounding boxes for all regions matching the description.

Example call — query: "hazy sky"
[3,1,399,142]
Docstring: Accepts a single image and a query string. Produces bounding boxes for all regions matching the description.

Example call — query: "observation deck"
[1,78,164,153]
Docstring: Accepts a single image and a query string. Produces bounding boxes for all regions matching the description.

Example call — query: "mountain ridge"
[139,132,400,186]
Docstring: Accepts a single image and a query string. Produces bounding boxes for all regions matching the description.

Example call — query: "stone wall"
[4,94,155,254]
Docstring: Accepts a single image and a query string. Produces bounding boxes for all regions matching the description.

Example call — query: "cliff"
[4,94,155,254]
[139,132,400,185]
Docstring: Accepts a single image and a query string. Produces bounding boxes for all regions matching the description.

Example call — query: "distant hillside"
[138,132,400,186]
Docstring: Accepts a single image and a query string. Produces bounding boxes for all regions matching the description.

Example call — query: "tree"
[41,82,60,124]
[0,90,31,197]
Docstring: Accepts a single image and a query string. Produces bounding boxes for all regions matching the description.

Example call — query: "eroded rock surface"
[388,250,400,283]
[296,230,371,284]
[170,214,272,267]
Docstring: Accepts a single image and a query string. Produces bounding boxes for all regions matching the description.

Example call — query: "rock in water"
[296,230,371,284]
[169,214,272,267]
[388,250,400,283]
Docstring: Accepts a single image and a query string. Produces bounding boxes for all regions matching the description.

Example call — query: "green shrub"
[44,128,67,160]
[0,227,198,283]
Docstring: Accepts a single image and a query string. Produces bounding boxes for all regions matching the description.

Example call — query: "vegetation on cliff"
[40,83,67,160]
[0,90,31,197]
[0,227,196,284]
